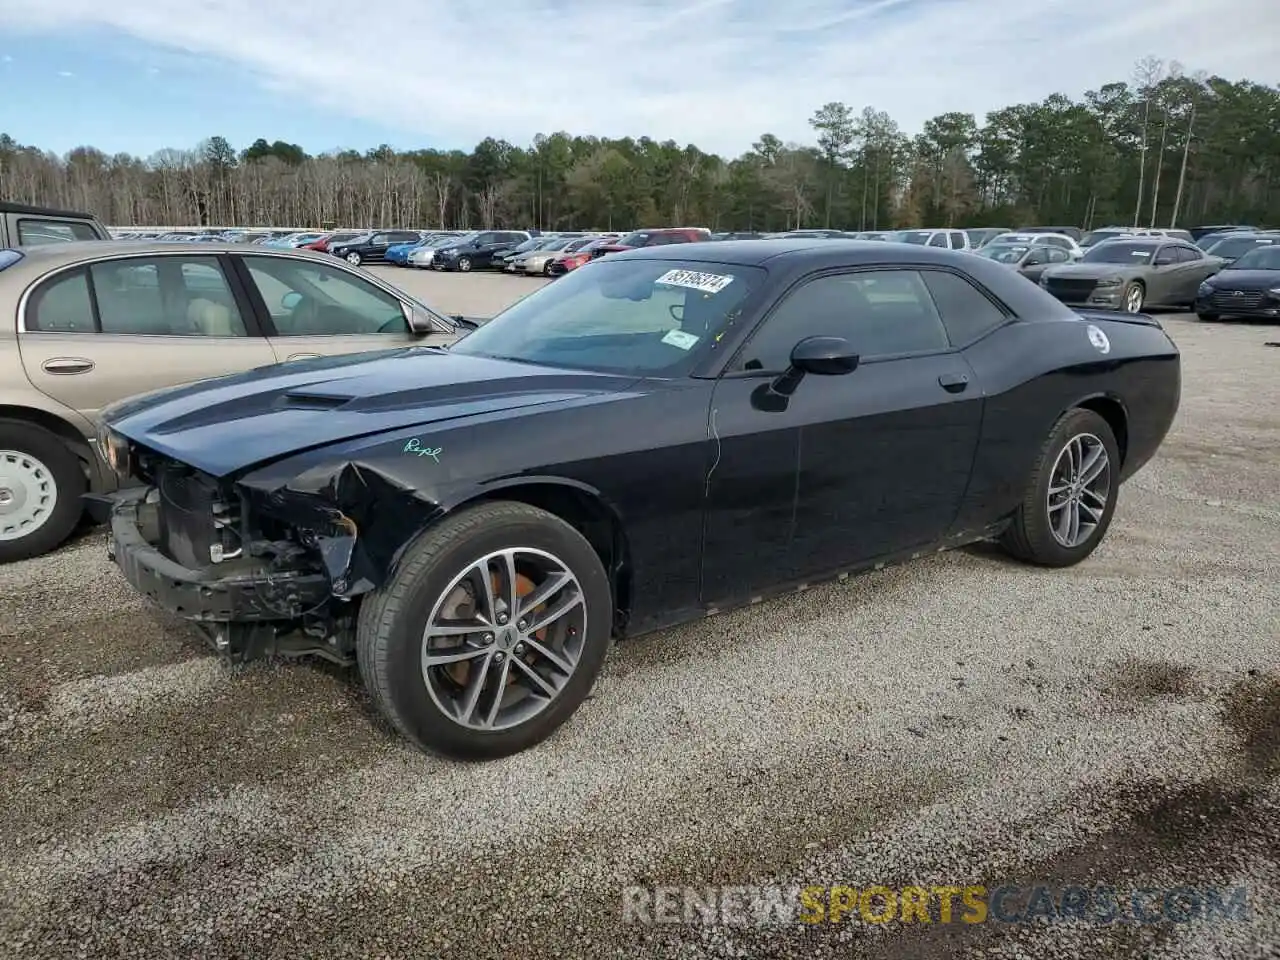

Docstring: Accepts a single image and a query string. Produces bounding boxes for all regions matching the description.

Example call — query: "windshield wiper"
[450,314,481,331]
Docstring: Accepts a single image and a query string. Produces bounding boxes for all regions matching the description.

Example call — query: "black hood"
[104,347,636,478]
[1205,269,1280,291]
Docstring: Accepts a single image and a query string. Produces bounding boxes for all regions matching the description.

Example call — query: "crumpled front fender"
[240,461,445,598]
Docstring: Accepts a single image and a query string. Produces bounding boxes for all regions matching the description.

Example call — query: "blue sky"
[2,0,1277,159]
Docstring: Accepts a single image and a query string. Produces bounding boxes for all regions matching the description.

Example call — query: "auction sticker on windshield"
[656,269,735,294]
[661,329,700,350]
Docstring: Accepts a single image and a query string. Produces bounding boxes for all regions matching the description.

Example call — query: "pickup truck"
[0,200,111,247]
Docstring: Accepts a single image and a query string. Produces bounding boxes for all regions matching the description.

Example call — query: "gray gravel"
[0,299,1276,960]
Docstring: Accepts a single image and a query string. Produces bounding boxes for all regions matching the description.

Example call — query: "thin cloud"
[57,69,74,77]
[1,54,12,62]
[1,0,1278,154]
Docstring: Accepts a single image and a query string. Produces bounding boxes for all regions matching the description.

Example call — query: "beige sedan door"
[18,254,277,421]
[236,254,454,361]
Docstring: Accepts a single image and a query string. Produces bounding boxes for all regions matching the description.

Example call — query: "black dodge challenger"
[93,240,1182,759]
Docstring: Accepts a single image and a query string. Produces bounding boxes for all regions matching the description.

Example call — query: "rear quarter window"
[0,250,23,271]
[17,219,102,244]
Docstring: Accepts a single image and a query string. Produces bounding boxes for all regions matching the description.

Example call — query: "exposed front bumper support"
[102,487,332,622]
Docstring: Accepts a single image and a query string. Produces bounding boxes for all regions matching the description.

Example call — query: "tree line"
[1,58,1276,233]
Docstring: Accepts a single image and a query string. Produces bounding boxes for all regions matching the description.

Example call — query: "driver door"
[233,254,432,361]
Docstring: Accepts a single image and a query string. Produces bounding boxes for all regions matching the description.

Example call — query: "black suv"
[330,230,423,266]
[1,201,110,246]
[432,231,531,272]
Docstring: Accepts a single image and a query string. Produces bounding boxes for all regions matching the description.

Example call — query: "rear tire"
[1000,408,1120,568]
[0,421,87,564]
[356,501,614,759]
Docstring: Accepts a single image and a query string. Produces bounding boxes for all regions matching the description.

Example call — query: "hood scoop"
[276,391,353,410]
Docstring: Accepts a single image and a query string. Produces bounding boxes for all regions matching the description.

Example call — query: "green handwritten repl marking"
[402,438,442,461]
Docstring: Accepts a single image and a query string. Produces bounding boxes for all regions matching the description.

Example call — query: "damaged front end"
[93,448,440,665]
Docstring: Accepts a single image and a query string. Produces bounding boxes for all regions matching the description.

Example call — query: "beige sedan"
[0,241,460,562]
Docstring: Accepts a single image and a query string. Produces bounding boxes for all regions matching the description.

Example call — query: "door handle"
[42,357,95,375]
[938,372,970,393]
[286,353,322,361]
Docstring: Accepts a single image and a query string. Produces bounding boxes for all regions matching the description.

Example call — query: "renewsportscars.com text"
[621,884,1250,927]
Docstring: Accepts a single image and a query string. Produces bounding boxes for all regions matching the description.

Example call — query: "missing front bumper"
[99,488,333,623]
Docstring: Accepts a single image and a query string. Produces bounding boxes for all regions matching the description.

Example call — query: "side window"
[927,233,948,248]
[735,270,949,371]
[27,269,96,332]
[920,271,1008,347]
[1175,246,1202,262]
[242,256,409,336]
[1046,247,1071,263]
[948,231,966,249]
[17,219,101,245]
[90,256,247,336]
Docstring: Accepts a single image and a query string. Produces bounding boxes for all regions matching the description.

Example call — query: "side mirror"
[406,304,438,336]
[1023,253,1045,266]
[281,291,303,311]
[789,336,860,375]
[1153,255,1175,266]
[766,336,859,400]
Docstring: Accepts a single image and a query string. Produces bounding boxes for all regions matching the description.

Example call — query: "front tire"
[1000,408,1120,568]
[0,421,87,563]
[457,256,473,273]
[345,252,362,266]
[356,501,614,759]
[1121,281,1145,313]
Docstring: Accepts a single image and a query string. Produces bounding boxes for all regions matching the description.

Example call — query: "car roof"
[0,200,99,218]
[610,237,972,267]
[0,240,341,285]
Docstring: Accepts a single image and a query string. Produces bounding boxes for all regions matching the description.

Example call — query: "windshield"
[1230,247,1280,270]
[563,237,596,252]
[1207,237,1277,260]
[579,237,616,252]
[978,245,1030,263]
[1082,241,1158,264]
[893,231,932,245]
[511,237,545,253]
[615,232,651,247]
[445,232,480,246]
[449,258,765,375]
[538,236,575,252]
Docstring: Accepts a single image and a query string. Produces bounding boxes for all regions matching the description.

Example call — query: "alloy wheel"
[1045,433,1111,548]
[420,548,587,731]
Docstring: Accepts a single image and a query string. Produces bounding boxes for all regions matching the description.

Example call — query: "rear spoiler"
[1073,309,1162,329]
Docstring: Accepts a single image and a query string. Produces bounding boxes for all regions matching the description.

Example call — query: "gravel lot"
[1,268,1276,959]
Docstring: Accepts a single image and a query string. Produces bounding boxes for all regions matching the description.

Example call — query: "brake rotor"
[444,570,540,686]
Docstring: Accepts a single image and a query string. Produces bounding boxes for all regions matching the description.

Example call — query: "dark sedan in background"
[431,230,531,272]
[1194,245,1280,321]
[1201,232,1279,266]
[330,230,423,266]
[1038,238,1223,313]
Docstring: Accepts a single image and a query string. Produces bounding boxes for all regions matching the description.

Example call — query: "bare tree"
[1132,56,1165,227]
[1170,70,1208,228]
